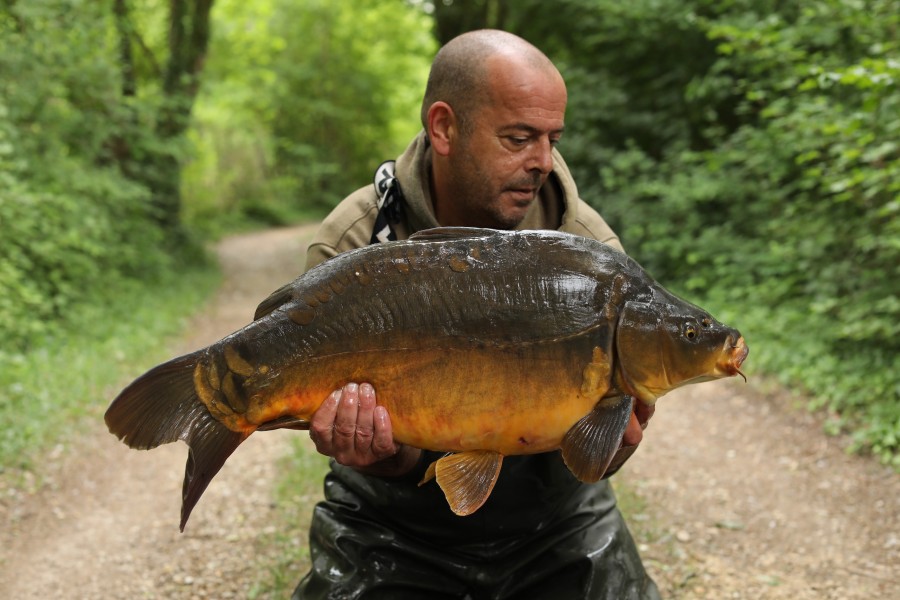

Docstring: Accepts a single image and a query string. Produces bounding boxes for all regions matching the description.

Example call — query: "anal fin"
[425,450,503,516]
[418,456,440,486]
[181,415,248,532]
[561,395,633,483]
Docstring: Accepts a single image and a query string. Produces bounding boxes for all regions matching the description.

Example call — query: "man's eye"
[509,137,528,145]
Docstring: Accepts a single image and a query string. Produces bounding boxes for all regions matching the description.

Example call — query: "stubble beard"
[453,156,536,230]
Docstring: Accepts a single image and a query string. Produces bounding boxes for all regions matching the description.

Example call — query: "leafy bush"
[0,166,171,349]
[0,2,187,350]
[180,0,436,233]
[534,0,899,464]
[476,0,898,463]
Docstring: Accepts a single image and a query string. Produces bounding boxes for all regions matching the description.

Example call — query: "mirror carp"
[105,227,748,530]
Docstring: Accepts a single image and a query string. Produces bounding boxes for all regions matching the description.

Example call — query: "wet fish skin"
[105,227,748,529]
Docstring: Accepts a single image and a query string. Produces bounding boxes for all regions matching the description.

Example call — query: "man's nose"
[528,138,554,174]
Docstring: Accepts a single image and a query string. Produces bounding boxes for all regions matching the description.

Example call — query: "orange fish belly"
[247,334,608,457]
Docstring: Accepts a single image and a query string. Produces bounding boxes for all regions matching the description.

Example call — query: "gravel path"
[0,225,318,599]
[620,378,898,598]
[1,224,897,598]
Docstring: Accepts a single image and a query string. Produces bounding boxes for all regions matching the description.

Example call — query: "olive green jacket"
[305,131,622,271]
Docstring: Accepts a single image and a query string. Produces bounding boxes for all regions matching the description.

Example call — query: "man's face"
[446,59,567,229]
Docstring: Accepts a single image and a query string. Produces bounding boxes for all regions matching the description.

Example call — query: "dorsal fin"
[409,227,499,242]
[253,281,295,320]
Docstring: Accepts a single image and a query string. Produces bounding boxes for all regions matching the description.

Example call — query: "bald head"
[420,30,562,134]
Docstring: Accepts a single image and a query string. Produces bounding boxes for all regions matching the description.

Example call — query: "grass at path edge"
[0,261,221,477]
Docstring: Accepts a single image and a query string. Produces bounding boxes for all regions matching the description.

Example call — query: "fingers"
[354,383,376,455]
[620,398,656,448]
[603,444,637,479]
[634,400,655,430]
[621,410,644,447]
[372,404,400,459]
[309,382,398,467]
[604,398,656,477]
[309,389,340,453]
[331,383,362,461]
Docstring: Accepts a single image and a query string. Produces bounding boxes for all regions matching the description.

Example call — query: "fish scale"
[105,227,748,529]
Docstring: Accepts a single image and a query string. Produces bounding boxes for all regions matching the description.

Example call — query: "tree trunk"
[111,0,215,240]
[150,0,214,237]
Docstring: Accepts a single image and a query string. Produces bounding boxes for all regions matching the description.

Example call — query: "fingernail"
[345,382,358,393]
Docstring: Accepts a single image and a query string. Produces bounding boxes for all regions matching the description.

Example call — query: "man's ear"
[427,102,456,157]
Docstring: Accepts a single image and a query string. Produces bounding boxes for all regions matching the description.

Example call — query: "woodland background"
[1,0,897,471]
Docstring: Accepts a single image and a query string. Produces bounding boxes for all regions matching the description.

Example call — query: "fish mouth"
[719,335,749,382]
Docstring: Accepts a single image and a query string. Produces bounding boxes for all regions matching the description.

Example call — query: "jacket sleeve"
[566,199,625,254]
[305,186,379,271]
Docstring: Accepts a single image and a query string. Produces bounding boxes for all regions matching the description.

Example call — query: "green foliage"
[433,0,899,463]
[181,0,436,234]
[0,0,435,471]
[504,0,900,463]
[0,0,185,351]
[0,170,170,347]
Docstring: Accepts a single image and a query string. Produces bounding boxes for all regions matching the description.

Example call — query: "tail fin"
[105,351,248,531]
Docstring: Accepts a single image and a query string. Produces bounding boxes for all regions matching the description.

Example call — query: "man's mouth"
[507,188,537,202]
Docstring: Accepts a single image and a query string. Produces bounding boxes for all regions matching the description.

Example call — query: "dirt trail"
[621,379,898,598]
[0,225,318,599]
[1,225,897,599]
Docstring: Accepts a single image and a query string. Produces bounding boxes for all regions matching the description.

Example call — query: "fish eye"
[684,324,698,340]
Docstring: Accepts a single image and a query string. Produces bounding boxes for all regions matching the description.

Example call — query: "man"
[293,30,659,600]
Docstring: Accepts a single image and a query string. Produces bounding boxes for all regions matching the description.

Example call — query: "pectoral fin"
[422,450,503,516]
[561,395,634,483]
[256,415,310,431]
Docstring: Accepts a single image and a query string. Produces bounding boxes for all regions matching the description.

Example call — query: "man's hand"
[309,383,421,477]
[622,398,655,447]
[605,398,655,477]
